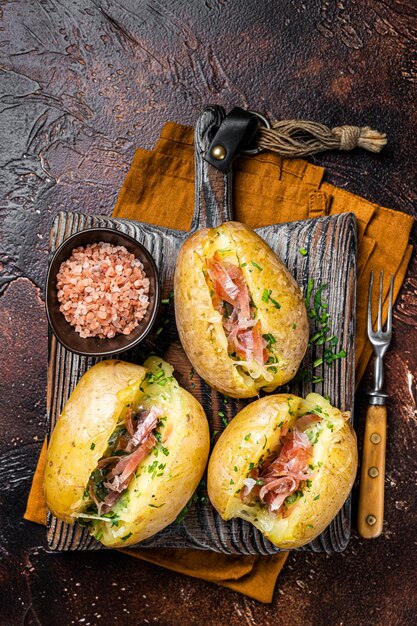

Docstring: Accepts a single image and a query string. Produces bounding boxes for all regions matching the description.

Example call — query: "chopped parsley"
[244,433,251,441]
[90,443,95,450]
[299,248,308,256]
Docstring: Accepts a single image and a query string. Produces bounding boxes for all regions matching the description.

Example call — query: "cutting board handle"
[190,105,233,231]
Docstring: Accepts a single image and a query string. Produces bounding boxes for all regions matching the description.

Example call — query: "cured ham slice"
[205,253,266,365]
[243,414,322,514]
[88,407,161,515]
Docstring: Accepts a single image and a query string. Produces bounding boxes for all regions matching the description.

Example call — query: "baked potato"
[44,358,210,547]
[207,393,357,549]
[174,221,308,398]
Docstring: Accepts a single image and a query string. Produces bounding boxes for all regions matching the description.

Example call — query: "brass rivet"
[211,145,227,160]
[366,514,377,526]
[370,433,381,444]
[368,466,379,478]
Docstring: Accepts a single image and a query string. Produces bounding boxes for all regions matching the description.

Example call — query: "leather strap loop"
[204,107,259,172]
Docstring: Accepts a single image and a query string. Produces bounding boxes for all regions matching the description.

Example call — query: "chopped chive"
[190,367,195,380]
[313,494,320,501]
[161,298,169,305]
[299,248,308,256]
[311,376,325,384]
[251,261,263,271]
[269,296,281,309]
[305,277,314,307]
[211,430,219,443]
[240,262,247,267]
[262,288,270,302]
[121,533,132,542]
[263,333,276,346]
[244,433,251,441]
[229,479,235,485]
[90,443,95,450]
[313,357,323,368]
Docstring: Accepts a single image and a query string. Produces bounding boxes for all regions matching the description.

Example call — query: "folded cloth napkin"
[25,121,414,603]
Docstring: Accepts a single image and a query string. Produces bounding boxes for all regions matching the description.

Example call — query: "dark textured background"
[0,1,416,625]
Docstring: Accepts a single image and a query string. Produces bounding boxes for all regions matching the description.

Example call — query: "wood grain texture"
[1,2,417,624]
[45,200,357,555]
[357,404,387,539]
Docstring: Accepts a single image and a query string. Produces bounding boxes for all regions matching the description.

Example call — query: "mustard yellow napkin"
[25,121,414,603]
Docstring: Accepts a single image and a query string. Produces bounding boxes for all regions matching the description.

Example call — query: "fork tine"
[377,271,384,332]
[368,271,374,335]
[386,274,394,333]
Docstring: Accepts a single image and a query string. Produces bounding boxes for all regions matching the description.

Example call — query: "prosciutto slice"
[205,253,266,365]
[88,406,160,515]
[243,414,322,514]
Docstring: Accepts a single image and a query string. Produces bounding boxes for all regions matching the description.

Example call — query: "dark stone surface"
[0,1,416,624]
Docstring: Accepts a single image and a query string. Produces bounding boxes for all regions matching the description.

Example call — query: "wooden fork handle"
[357,404,387,538]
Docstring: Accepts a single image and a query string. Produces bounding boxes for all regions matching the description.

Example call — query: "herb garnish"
[300,279,347,383]
[261,288,281,309]
[251,261,263,271]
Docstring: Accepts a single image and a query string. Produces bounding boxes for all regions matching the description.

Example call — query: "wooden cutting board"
[46,106,357,555]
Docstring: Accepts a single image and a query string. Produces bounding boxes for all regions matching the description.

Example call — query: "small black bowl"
[46,228,161,357]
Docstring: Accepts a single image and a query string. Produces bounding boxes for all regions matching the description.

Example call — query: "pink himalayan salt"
[56,242,150,339]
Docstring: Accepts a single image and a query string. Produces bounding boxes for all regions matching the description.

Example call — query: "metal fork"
[357,271,394,539]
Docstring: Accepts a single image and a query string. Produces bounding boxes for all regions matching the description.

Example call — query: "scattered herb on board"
[190,367,195,380]
[299,248,308,256]
[211,430,219,444]
[296,279,347,385]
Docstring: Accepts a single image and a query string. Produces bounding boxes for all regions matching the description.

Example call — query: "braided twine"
[257,119,387,157]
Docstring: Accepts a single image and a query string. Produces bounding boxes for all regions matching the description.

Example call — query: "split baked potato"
[207,393,357,549]
[174,222,308,398]
[44,358,210,547]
